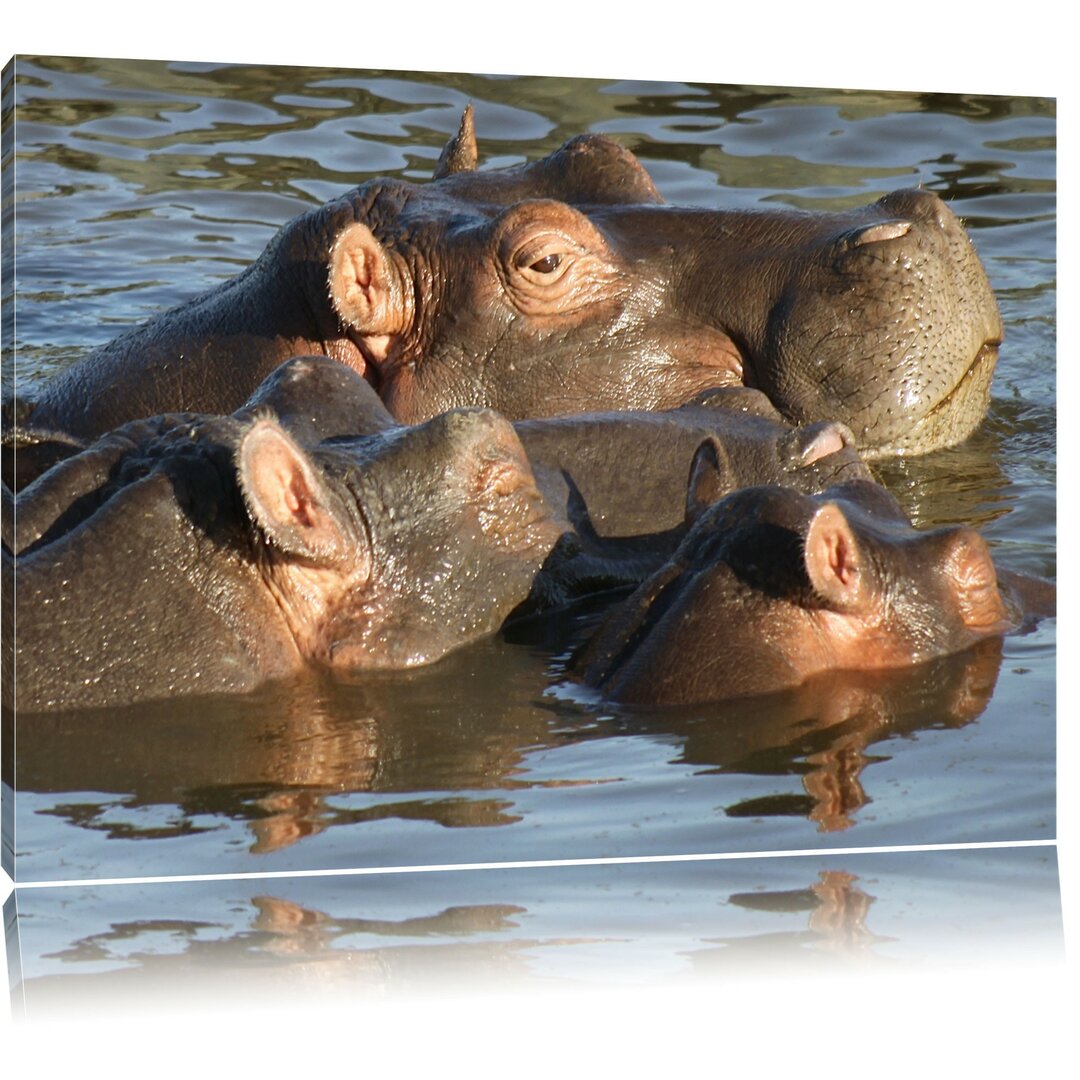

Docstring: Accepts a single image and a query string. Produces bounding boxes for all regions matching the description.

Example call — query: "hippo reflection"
[13,630,1006,854]
[5,108,1001,487]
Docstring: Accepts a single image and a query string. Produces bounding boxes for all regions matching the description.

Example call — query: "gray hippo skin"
[5,403,573,713]
[513,387,871,538]
[4,358,875,713]
[578,480,1054,705]
[5,359,870,558]
[6,107,1001,486]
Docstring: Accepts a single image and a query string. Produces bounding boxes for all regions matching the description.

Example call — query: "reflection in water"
[715,871,882,965]
[555,635,1004,835]
[15,632,1005,855]
[34,872,874,977]
[6,848,1061,1017]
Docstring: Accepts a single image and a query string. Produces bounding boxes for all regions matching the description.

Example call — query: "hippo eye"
[496,202,622,315]
[513,245,569,281]
[528,253,562,275]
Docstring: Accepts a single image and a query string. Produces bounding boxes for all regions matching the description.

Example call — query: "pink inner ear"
[283,483,303,518]
[948,530,1009,630]
[805,503,861,608]
[250,433,318,530]
[830,531,856,586]
[329,222,406,342]
[240,420,347,563]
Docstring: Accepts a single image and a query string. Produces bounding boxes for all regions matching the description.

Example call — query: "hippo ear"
[329,223,411,359]
[940,528,1010,632]
[685,437,737,526]
[433,104,478,179]
[237,419,357,568]
[803,502,864,611]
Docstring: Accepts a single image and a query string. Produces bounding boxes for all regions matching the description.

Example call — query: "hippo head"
[5,110,1004,489]
[236,407,565,670]
[579,480,1016,705]
[743,189,1004,458]
[284,107,1001,457]
[315,119,741,425]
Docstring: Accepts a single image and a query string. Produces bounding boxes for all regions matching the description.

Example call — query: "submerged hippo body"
[6,402,572,713]
[578,481,1052,706]
[7,109,1001,487]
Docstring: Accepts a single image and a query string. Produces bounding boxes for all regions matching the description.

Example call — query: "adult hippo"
[577,480,1053,705]
[5,108,1001,487]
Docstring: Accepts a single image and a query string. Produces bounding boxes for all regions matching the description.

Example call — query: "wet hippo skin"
[4,108,1001,488]
[5,358,869,555]
[4,358,879,712]
[577,480,1053,705]
[5,403,574,712]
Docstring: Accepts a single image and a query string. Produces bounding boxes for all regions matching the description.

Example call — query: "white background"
[1,3,1074,1074]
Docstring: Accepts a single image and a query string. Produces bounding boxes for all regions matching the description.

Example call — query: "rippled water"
[6,57,1056,881]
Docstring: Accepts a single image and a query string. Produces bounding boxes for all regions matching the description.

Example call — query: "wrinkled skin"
[6,403,572,713]
[578,481,1053,705]
[4,358,869,557]
[5,109,1001,488]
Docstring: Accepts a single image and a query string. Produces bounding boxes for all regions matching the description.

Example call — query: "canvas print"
[0,57,1056,883]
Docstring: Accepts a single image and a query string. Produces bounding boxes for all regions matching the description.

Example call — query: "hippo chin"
[5,108,1000,489]
[577,480,1051,706]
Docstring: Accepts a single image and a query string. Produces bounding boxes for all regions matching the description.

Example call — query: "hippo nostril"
[879,188,955,228]
[850,220,912,247]
[783,420,855,467]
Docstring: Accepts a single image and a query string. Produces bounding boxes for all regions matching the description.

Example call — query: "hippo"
[577,479,1053,706]
[513,387,870,539]
[4,358,869,557]
[5,405,574,713]
[5,357,874,713]
[5,108,1001,488]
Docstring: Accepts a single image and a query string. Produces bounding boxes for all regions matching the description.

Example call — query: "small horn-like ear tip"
[433,103,479,180]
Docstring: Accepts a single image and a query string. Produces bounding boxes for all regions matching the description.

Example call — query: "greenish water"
[7,57,1056,882]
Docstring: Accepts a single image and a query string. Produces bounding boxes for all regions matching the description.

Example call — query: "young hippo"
[577,480,1053,706]
[514,387,870,538]
[6,406,569,713]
